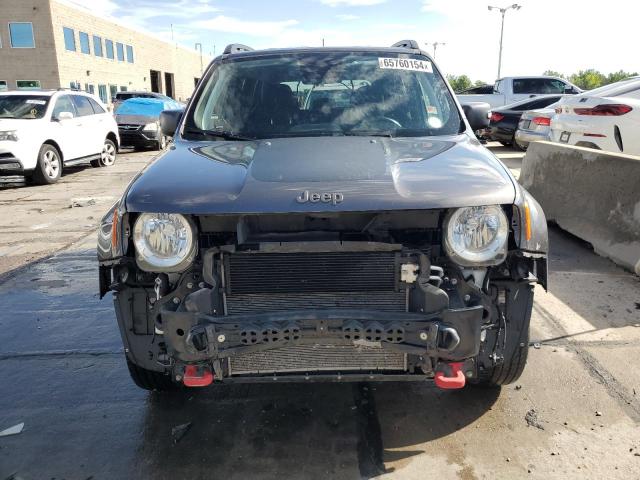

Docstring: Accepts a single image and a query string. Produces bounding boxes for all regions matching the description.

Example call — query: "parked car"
[0,89,119,184]
[514,106,558,150]
[550,77,640,155]
[98,41,548,392]
[458,76,581,108]
[115,97,183,150]
[486,95,564,149]
[112,91,174,111]
[458,84,493,95]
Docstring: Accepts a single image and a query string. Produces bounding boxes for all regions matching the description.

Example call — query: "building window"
[126,45,134,63]
[0,81,8,91]
[84,83,95,94]
[63,27,75,51]
[120,86,128,92]
[16,80,41,90]
[98,84,108,104]
[9,22,35,48]
[70,81,80,90]
[79,32,90,54]
[109,84,118,102]
[105,39,114,59]
[93,35,103,57]
[116,42,125,61]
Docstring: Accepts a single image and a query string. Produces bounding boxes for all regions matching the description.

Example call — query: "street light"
[195,42,203,75]
[488,4,521,79]
[425,41,446,60]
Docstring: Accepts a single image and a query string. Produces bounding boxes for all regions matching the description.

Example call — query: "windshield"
[0,95,50,119]
[185,52,461,139]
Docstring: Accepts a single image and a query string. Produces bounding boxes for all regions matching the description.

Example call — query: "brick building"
[0,0,209,104]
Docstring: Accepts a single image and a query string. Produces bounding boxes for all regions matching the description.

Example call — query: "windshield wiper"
[184,129,255,141]
[343,131,394,137]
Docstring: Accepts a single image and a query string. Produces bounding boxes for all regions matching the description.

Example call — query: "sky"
[63,0,638,83]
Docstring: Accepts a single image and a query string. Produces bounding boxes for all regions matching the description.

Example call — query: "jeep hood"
[125,135,516,214]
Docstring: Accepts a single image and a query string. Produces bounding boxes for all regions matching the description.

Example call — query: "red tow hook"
[182,365,214,387]
[434,362,466,390]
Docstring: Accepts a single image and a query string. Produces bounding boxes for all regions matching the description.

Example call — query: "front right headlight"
[0,130,18,142]
[444,205,509,266]
[133,213,196,272]
[142,122,158,132]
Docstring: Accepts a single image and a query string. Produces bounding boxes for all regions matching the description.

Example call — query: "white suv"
[0,90,120,184]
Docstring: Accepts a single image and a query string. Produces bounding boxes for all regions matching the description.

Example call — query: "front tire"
[156,135,168,151]
[32,144,62,185]
[126,358,181,391]
[91,139,117,167]
[473,283,533,387]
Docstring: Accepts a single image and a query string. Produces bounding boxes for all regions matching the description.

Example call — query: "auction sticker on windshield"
[378,58,432,73]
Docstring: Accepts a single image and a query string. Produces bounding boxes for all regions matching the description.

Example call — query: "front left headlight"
[0,130,18,142]
[142,122,158,132]
[444,205,509,266]
[133,213,196,272]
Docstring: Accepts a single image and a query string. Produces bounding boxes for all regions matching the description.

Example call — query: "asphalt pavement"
[0,144,639,480]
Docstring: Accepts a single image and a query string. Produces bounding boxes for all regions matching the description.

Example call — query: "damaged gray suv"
[98,40,548,391]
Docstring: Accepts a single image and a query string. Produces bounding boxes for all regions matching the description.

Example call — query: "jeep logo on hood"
[296,190,344,205]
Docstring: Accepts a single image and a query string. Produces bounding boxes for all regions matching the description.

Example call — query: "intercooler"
[224,251,405,314]
[229,344,406,375]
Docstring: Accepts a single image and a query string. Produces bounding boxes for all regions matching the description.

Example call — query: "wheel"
[156,135,168,151]
[92,139,117,167]
[473,284,534,387]
[32,144,62,184]
[512,136,527,151]
[126,357,181,391]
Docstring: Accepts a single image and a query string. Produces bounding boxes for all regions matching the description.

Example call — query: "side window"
[87,97,106,114]
[494,80,503,93]
[513,78,538,94]
[72,95,95,116]
[541,79,565,94]
[52,95,76,119]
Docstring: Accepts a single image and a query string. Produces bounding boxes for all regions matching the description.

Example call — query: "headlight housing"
[133,213,196,272]
[444,206,509,266]
[0,130,18,142]
[142,122,158,132]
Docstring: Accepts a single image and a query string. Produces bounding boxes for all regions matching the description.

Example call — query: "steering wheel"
[355,116,403,130]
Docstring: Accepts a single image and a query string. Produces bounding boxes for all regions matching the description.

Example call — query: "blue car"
[115,97,183,150]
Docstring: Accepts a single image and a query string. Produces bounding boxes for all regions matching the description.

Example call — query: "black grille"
[227,252,397,294]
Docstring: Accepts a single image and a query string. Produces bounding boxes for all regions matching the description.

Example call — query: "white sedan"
[550,77,640,156]
[0,90,120,184]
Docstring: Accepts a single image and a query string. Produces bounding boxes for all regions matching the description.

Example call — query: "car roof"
[0,90,56,96]
[217,45,433,60]
[116,91,162,95]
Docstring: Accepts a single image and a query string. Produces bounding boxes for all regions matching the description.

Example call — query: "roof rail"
[223,43,254,55]
[391,40,421,50]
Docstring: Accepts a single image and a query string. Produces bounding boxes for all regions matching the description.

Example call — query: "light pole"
[425,41,446,60]
[488,4,521,79]
[195,42,203,74]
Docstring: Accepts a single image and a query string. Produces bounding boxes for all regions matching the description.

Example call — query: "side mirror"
[56,111,74,121]
[461,102,491,131]
[159,109,183,137]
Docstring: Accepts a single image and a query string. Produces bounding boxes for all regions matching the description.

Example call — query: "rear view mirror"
[159,110,183,137]
[461,102,491,131]
[56,111,74,121]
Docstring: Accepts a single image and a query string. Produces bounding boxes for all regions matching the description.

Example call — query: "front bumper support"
[161,306,484,364]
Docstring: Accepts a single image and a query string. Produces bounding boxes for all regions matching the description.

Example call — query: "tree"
[543,70,565,79]
[569,69,607,90]
[446,74,473,93]
[606,70,638,84]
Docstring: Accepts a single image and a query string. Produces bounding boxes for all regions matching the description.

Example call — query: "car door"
[71,95,101,157]
[86,97,111,147]
[50,94,82,161]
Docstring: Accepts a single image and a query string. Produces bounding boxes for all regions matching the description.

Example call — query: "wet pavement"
[1,145,639,480]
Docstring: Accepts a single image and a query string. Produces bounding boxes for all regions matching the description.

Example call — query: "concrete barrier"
[520,141,640,275]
